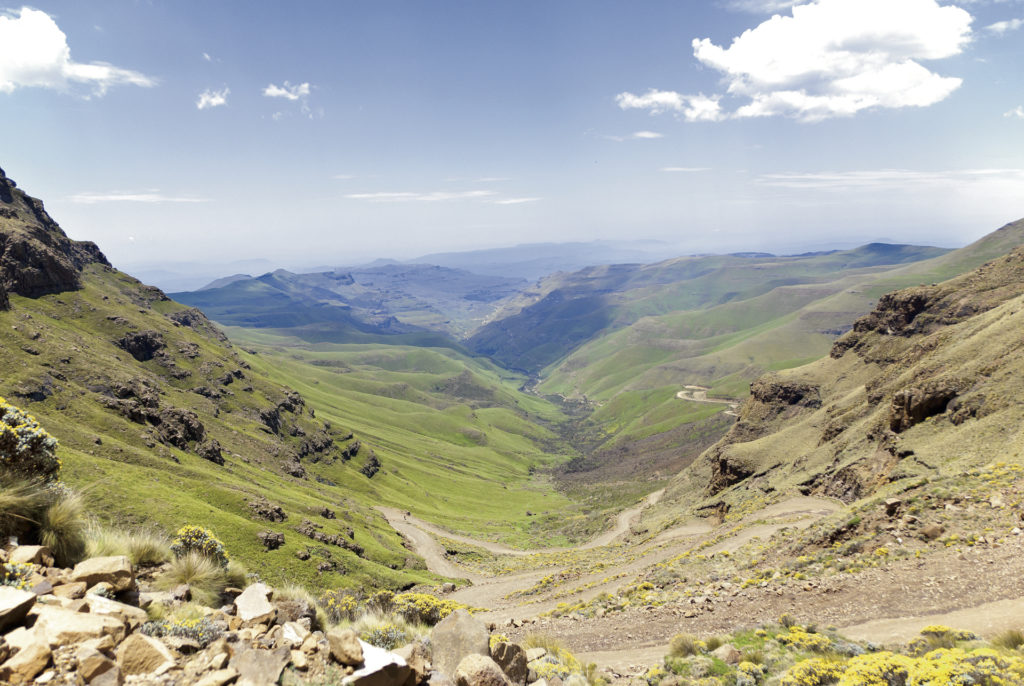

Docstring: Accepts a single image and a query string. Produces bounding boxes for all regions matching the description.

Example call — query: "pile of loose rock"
[0,545,552,686]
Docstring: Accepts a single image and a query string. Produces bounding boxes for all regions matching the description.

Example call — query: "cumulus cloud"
[986,18,1024,33]
[1005,106,1024,118]
[196,87,229,110]
[617,0,973,122]
[69,191,208,204]
[263,81,311,100]
[0,7,155,96]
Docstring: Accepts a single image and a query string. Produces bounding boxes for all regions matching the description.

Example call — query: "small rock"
[194,668,239,686]
[394,641,431,684]
[328,628,364,666]
[0,586,37,632]
[234,583,276,626]
[920,524,944,541]
[75,645,117,683]
[230,646,290,686]
[456,654,512,686]
[50,583,87,600]
[89,665,125,686]
[33,605,126,646]
[524,648,546,663]
[116,633,176,676]
[884,498,902,517]
[431,609,489,678]
[711,644,741,665]
[70,556,134,593]
[85,594,149,628]
[0,641,51,684]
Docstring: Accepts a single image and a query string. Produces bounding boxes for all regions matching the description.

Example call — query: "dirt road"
[676,385,740,417]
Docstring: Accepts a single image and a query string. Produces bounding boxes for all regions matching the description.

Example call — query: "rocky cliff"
[0,167,110,305]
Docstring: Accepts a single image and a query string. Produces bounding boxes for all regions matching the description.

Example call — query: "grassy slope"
[536,222,1024,459]
[0,265,581,594]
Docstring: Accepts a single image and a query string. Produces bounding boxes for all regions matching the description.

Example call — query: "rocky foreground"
[0,545,546,686]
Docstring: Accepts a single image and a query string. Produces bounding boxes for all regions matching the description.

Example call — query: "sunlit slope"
[468,244,948,374]
[223,328,583,545]
[538,221,1024,461]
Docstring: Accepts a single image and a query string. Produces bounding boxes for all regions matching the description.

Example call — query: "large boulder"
[430,609,489,678]
[234,583,276,626]
[343,639,411,686]
[69,556,134,592]
[455,654,512,686]
[394,641,431,684]
[8,546,53,566]
[0,587,36,632]
[491,643,528,685]
[116,633,176,676]
[328,628,364,666]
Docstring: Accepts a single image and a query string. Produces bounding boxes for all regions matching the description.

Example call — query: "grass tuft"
[993,629,1024,651]
[39,491,87,567]
[0,476,48,540]
[85,524,172,566]
[157,551,228,607]
[669,633,701,658]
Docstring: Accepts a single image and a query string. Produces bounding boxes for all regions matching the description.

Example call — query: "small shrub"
[669,633,700,657]
[392,592,468,625]
[490,633,510,651]
[140,605,222,647]
[158,551,227,606]
[1,562,35,590]
[705,636,723,652]
[0,398,60,479]
[276,583,326,630]
[350,612,422,650]
[780,657,844,686]
[319,590,359,624]
[171,525,229,567]
[225,559,249,589]
[779,613,798,629]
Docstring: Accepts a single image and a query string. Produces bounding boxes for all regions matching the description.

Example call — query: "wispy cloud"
[756,168,1024,191]
[661,166,711,173]
[196,87,229,110]
[332,174,355,180]
[202,52,212,62]
[602,130,669,141]
[986,18,1024,33]
[68,191,209,204]
[494,197,541,205]
[263,81,310,101]
[345,190,497,203]
[0,7,155,96]
[618,0,972,122]
[1005,106,1024,118]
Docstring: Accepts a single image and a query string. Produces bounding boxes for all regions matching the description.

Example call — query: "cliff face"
[670,243,1024,508]
[0,166,110,305]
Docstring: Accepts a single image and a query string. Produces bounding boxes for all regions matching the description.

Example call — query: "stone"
[115,633,176,676]
[430,609,489,678]
[0,586,37,632]
[274,597,316,625]
[282,621,311,647]
[234,583,276,626]
[342,640,410,686]
[491,643,528,685]
[524,648,546,663]
[86,582,115,598]
[711,644,741,665]
[0,641,51,684]
[194,668,239,686]
[33,605,126,646]
[50,582,87,599]
[193,667,237,686]
[884,498,903,517]
[455,654,512,686]
[85,594,149,628]
[258,531,285,551]
[90,665,125,686]
[291,650,309,670]
[76,645,117,682]
[440,583,456,594]
[328,628,364,666]
[8,546,53,566]
[229,645,290,686]
[30,580,53,596]
[69,556,134,593]
[920,524,945,541]
[394,641,431,684]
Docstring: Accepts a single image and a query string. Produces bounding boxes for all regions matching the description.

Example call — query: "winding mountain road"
[675,385,740,417]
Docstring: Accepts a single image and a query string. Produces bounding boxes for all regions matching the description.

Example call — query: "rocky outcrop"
[749,377,821,409]
[116,331,166,362]
[0,166,110,301]
[889,383,959,433]
[361,452,381,478]
[248,497,287,522]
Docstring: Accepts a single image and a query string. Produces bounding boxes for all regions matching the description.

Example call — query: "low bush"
[171,525,229,567]
[157,551,228,606]
[0,397,60,479]
[669,633,700,657]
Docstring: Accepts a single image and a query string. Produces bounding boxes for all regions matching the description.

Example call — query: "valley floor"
[381,490,1024,682]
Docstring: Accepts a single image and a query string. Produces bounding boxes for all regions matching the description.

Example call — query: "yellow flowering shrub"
[779,626,833,653]
[837,651,913,685]
[490,633,510,650]
[319,590,358,623]
[780,658,845,686]
[392,592,469,625]
[0,397,60,478]
[907,647,1024,685]
[170,525,229,567]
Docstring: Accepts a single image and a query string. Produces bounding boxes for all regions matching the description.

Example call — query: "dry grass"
[992,629,1024,651]
[85,524,172,566]
[157,551,228,607]
[39,492,87,567]
[669,633,700,657]
[0,476,48,540]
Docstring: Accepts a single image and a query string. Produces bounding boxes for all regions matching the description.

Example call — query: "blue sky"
[1,0,1022,277]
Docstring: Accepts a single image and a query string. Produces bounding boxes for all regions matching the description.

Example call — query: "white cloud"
[494,197,541,205]
[0,7,155,96]
[345,190,497,203]
[724,0,803,12]
[1005,106,1024,118]
[202,52,212,62]
[986,18,1024,33]
[196,87,229,110]
[69,191,209,204]
[631,130,664,139]
[756,168,1024,190]
[263,81,311,101]
[618,0,972,122]
[661,167,711,172]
